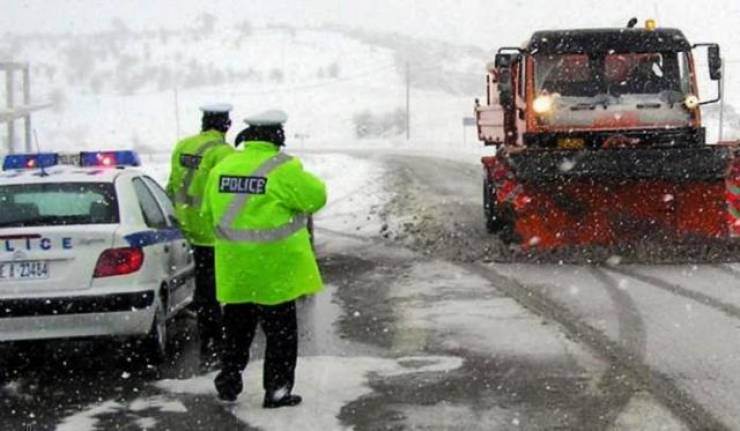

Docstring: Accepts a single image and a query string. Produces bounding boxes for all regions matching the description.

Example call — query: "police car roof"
[0,165,141,185]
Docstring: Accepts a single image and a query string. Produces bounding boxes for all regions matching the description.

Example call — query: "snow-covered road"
[4,150,740,430]
[374,151,740,430]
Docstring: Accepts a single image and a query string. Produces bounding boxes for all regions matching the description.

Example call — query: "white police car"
[0,151,195,363]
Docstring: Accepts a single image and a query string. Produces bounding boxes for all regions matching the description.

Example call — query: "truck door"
[515,57,528,145]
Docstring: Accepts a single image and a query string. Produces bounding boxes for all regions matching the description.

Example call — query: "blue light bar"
[2,153,59,171]
[79,150,141,168]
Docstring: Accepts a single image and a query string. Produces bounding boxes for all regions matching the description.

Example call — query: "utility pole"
[23,66,31,152]
[6,65,15,152]
[405,61,410,140]
[173,87,181,141]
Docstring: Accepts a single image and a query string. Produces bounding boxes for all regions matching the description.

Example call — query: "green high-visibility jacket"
[202,141,327,305]
[165,129,235,246]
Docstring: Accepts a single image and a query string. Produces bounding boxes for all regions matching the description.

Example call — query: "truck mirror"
[494,52,520,108]
[495,53,513,68]
[498,68,513,107]
[708,45,722,80]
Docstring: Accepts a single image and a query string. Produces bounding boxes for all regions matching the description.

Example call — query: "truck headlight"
[533,95,554,114]
[684,94,700,109]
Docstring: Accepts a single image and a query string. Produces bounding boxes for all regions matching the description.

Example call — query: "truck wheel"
[484,179,505,233]
[497,204,519,245]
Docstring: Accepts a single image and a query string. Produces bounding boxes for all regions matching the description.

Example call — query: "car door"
[131,177,174,311]
[140,176,194,316]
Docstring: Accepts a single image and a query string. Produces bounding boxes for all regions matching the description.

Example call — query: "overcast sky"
[3,0,740,52]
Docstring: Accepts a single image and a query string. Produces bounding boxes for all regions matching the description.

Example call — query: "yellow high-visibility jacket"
[202,141,327,305]
[165,130,234,246]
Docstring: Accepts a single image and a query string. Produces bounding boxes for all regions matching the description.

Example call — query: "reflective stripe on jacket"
[202,141,327,305]
[165,130,235,246]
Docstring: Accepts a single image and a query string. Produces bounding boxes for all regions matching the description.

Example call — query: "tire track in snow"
[587,267,648,360]
[586,267,647,430]
[713,264,740,282]
[607,266,740,322]
[462,263,728,431]
[462,264,638,430]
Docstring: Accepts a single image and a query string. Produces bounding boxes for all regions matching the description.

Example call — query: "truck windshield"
[535,51,690,97]
[0,183,119,228]
[533,51,692,128]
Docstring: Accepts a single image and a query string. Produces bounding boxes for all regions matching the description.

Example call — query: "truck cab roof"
[528,28,691,55]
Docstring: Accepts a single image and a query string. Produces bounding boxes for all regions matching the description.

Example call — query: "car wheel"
[141,296,169,365]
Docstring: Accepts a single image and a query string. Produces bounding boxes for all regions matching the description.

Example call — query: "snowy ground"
[0,150,697,430]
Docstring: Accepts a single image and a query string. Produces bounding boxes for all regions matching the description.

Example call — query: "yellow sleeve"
[202,143,234,172]
[276,158,327,215]
[200,170,217,226]
[165,143,180,199]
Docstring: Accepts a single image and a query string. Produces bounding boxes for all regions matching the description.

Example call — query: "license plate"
[0,261,50,281]
[558,138,585,149]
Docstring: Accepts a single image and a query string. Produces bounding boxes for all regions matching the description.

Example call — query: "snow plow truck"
[475,19,740,255]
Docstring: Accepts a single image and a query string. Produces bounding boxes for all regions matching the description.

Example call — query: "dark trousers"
[217,301,298,396]
[192,245,223,353]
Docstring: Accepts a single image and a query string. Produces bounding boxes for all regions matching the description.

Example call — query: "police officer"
[165,104,235,370]
[201,109,326,406]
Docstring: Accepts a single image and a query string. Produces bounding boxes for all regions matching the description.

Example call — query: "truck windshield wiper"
[569,94,614,111]
[570,103,597,111]
[636,103,662,109]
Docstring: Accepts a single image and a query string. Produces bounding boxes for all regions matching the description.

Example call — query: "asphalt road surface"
[2,151,740,430]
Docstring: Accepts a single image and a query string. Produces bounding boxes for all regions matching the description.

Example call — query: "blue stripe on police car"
[125,228,184,248]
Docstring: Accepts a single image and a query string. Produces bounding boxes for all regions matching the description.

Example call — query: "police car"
[0,151,195,363]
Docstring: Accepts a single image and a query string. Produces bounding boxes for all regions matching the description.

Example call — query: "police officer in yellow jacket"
[201,109,326,406]
[165,104,235,369]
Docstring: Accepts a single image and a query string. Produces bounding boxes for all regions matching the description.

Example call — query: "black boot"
[214,370,242,403]
[263,392,302,409]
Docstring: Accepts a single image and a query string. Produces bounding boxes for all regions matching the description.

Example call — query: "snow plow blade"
[488,145,740,256]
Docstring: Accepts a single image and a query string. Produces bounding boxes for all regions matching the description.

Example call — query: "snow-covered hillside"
[0,21,487,154]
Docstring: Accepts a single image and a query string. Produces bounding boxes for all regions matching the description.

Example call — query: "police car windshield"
[0,183,118,228]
